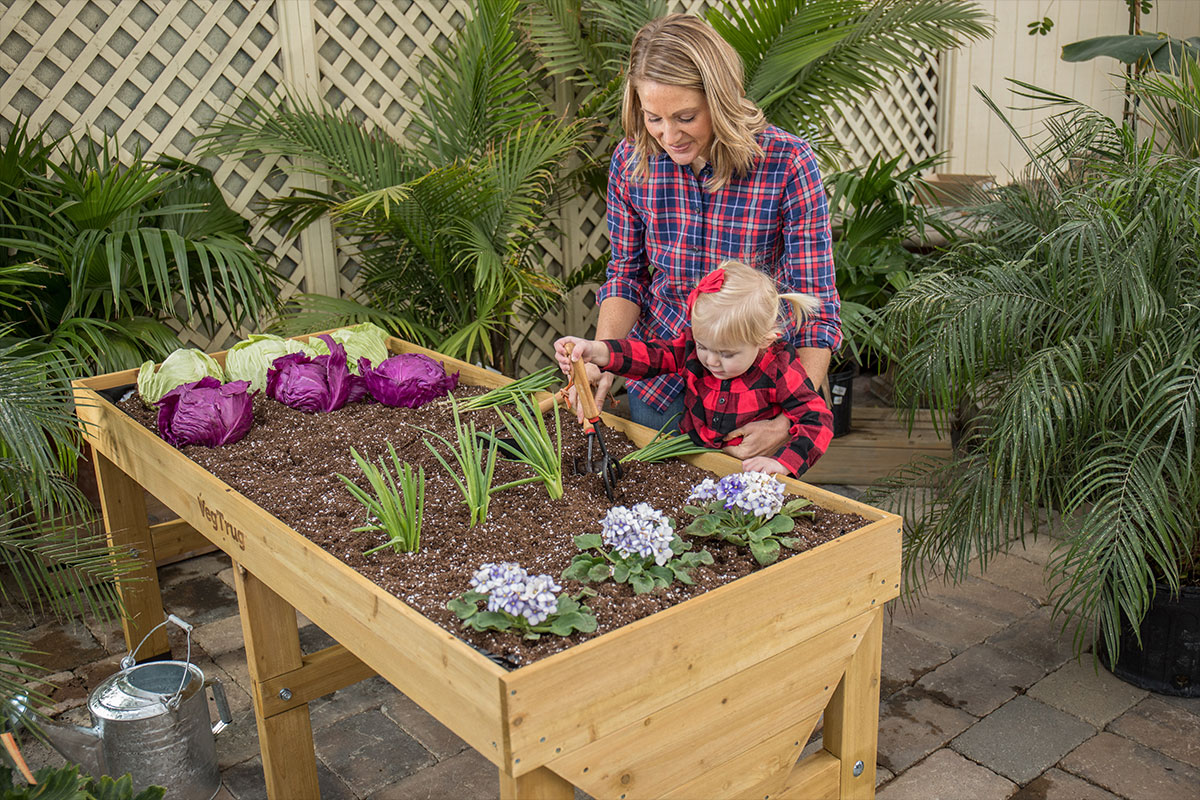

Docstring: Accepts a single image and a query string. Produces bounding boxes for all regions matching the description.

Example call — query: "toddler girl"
[555,260,833,477]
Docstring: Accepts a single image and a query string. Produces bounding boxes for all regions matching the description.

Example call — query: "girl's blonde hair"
[621,14,767,192]
[690,261,820,349]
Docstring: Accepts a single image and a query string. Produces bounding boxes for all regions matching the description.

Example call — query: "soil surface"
[116,386,868,667]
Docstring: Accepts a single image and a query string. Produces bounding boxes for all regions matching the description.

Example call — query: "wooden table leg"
[823,607,884,799]
[499,766,574,800]
[93,452,169,657]
[234,563,320,800]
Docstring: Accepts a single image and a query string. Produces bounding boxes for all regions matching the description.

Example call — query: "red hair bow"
[686,268,725,317]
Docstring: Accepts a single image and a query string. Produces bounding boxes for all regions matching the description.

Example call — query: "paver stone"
[1107,695,1200,769]
[1061,731,1200,800]
[876,686,976,773]
[917,644,1047,717]
[951,695,1095,784]
[876,748,1015,800]
[986,606,1077,671]
[1027,658,1147,727]
[882,623,952,697]
[1011,767,1120,800]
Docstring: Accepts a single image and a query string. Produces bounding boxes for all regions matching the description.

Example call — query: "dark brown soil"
[116,387,867,667]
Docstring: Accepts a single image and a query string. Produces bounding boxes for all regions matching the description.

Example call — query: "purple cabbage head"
[265,335,367,413]
[361,353,459,408]
[156,376,254,448]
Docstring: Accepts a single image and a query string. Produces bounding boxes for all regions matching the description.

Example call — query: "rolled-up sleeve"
[595,141,650,309]
[779,141,840,351]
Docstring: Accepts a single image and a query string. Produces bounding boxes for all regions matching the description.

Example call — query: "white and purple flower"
[470,562,561,626]
[600,503,675,566]
[688,472,785,518]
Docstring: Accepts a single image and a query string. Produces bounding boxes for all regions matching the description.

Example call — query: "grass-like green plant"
[338,444,425,554]
[492,394,564,500]
[457,366,561,412]
[418,396,537,526]
[619,416,710,464]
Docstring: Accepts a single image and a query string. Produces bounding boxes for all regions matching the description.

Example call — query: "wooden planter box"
[73,335,900,800]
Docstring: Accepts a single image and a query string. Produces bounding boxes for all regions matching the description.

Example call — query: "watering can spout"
[6,694,105,778]
[38,720,106,777]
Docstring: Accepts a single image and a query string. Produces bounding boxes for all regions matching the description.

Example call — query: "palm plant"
[0,118,278,377]
[520,0,992,168]
[0,330,134,713]
[867,66,1200,663]
[203,0,591,373]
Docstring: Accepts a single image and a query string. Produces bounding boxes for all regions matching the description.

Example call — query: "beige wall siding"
[941,0,1200,179]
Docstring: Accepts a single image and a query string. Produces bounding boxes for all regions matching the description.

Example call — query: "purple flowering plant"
[447,562,597,640]
[684,472,815,565]
[562,503,713,594]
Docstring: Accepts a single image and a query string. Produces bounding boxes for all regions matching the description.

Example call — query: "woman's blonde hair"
[690,261,819,349]
[621,14,767,191]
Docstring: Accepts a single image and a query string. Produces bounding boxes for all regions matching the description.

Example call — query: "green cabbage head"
[225,333,318,393]
[137,348,226,405]
[309,322,391,375]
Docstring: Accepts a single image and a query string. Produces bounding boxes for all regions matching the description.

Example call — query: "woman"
[587,14,840,460]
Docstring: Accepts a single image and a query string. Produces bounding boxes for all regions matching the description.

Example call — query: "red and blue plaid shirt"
[596,126,839,411]
[603,332,834,477]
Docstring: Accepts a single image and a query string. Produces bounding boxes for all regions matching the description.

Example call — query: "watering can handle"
[205,677,233,736]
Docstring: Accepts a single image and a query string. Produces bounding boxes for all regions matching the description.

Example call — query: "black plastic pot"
[827,367,854,438]
[1104,583,1200,697]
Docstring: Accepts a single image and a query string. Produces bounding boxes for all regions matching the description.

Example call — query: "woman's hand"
[720,415,791,459]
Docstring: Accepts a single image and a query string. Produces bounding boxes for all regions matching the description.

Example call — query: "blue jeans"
[628,393,685,434]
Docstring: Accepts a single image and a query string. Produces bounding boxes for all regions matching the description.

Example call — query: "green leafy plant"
[203,0,590,372]
[456,366,561,412]
[0,331,137,713]
[0,118,278,377]
[563,504,713,594]
[491,395,565,500]
[824,152,952,368]
[418,396,538,526]
[0,763,164,800]
[448,562,597,640]
[684,473,816,565]
[619,416,710,464]
[338,445,425,555]
[868,71,1200,662]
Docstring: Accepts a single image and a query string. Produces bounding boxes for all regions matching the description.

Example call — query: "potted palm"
[869,61,1200,692]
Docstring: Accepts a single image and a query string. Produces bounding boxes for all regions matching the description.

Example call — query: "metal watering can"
[17,615,232,800]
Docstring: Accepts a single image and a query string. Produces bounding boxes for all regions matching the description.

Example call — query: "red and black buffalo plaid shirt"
[603,331,834,477]
[596,126,840,412]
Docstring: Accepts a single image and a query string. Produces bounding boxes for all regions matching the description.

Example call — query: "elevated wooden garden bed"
[73,335,900,800]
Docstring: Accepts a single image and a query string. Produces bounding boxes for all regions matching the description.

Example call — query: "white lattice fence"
[1,0,940,368]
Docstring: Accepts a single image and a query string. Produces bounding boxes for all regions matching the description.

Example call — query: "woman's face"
[637,81,714,169]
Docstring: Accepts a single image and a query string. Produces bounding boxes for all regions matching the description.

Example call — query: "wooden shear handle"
[564,342,601,422]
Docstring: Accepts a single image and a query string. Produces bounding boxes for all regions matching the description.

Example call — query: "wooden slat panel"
[548,612,871,799]
[779,750,841,800]
[501,517,900,775]
[662,713,823,800]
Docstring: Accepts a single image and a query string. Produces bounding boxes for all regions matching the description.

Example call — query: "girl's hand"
[742,456,788,475]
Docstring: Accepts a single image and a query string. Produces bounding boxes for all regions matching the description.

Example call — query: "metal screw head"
[278,688,293,701]
[853,760,865,777]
